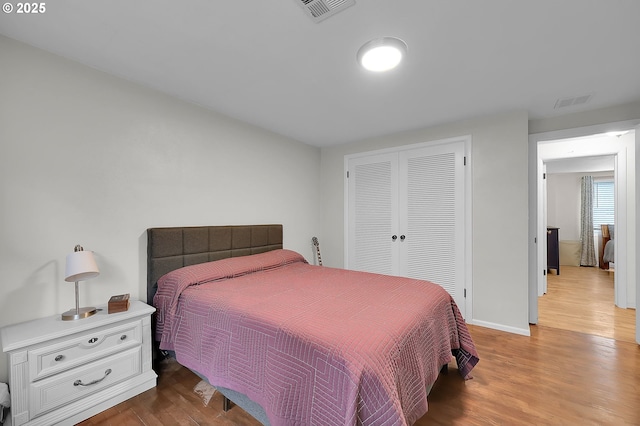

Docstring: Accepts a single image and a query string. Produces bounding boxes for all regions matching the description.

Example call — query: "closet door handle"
[392,235,398,241]
[400,235,406,241]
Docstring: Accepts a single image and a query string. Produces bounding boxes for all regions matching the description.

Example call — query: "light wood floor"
[80,268,640,425]
[539,265,636,343]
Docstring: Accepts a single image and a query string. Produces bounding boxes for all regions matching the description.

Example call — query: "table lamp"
[62,244,100,321]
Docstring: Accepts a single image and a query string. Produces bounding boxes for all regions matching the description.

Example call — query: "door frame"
[540,149,623,300]
[528,120,639,333]
[344,135,473,320]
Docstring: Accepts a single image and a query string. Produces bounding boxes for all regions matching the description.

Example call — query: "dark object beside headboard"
[147,224,283,303]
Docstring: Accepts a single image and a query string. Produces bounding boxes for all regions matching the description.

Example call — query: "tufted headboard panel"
[146,224,283,303]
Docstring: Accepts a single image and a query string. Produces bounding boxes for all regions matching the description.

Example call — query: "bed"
[599,224,614,269]
[147,224,479,425]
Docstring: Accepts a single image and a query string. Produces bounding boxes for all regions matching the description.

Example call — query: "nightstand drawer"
[29,320,142,381]
[30,346,142,419]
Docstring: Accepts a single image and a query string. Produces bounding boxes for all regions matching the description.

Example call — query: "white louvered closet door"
[346,139,467,315]
[399,142,465,309]
[347,152,399,275]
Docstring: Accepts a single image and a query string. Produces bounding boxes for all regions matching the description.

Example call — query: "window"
[593,180,614,230]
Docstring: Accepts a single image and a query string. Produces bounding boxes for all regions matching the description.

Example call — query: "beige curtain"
[580,176,597,266]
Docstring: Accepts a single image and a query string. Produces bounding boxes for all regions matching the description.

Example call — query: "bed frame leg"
[223,396,231,412]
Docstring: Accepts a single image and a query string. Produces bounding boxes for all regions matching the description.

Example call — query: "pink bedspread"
[154,250,478,425]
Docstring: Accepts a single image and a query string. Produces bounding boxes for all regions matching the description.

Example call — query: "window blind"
[593,180,614,229]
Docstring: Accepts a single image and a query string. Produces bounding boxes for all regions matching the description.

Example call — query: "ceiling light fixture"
[357,37,407,72]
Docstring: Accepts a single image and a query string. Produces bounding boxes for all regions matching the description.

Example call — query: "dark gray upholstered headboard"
[147,224,283,303]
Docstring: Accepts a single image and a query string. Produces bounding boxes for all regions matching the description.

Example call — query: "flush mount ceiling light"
[357,37,407,72]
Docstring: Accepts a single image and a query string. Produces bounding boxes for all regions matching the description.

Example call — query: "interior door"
[346,152,399,275]
[399,141,466,310]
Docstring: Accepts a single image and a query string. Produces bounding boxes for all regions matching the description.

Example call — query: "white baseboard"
[469,319,531,336]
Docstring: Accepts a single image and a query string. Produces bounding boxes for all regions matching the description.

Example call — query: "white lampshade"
[62,245,100,321]
[65,250,100,282]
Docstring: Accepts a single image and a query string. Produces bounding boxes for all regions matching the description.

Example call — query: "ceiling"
[2,0,640,147]
[546,155,615,174]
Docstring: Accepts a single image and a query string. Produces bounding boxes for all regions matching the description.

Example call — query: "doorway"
[544,155,615,283]
[528,121,639,344]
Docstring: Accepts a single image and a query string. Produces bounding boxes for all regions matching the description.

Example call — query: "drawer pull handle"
[88,337,98,344]
[74,369,112,387]
[120,335,127,340]
[55,355,64,362]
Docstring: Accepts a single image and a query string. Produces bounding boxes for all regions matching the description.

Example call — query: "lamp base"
[61,306,97,321]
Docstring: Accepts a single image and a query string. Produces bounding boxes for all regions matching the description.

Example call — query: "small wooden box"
[108,293,130,314]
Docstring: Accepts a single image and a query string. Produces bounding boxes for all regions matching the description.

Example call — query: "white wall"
[0,36,321,382]
[321,110,531,335]
[529,100,640,135]
[546,173,582,240]
[547,171,614,241]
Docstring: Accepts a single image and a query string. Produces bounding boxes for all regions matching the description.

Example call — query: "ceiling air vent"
[295,0,355,23]
[554,93,593,109]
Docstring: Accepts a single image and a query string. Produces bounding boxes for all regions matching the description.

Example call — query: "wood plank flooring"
[79,267,639,425]
[538,265,636,343]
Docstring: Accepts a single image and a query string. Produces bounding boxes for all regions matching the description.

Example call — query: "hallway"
[538,265,635,343]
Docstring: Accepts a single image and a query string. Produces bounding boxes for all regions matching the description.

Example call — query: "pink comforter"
[154,250,478,426]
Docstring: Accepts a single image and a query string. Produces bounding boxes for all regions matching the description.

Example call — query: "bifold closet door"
[347,152,399,275]
[346,140,466,313]
[398,142,465,307]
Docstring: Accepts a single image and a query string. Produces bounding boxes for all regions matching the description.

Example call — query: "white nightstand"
[0,300,157,426]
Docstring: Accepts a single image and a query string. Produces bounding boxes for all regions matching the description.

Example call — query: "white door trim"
[636,124,640,344]
[528,119,640,325]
